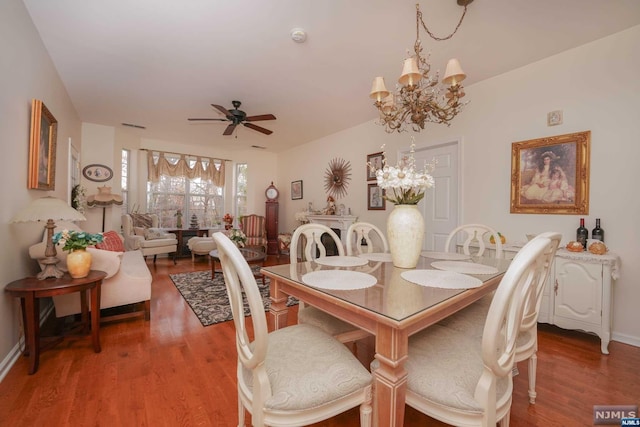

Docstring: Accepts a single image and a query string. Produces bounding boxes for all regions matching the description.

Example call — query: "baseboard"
[612,332,640,348]
[0,303,54,383]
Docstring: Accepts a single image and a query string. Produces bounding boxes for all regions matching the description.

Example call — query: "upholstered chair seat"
[239,214,267,252]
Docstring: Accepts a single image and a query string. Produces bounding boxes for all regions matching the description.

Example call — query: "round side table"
[5,270,106,374]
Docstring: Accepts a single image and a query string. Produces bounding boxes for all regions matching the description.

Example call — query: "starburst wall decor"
[324,157,351,199]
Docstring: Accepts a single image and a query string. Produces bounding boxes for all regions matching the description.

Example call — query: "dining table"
[261,252,511,427]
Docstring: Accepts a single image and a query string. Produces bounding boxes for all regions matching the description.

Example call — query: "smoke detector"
[290,28,307,43]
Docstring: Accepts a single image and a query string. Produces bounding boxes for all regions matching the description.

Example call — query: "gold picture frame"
[28,99,58,190]
[510,131,590,214]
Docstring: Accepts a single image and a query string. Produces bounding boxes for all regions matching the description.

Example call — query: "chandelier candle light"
[369,137,435,268]
[369,2,471,133]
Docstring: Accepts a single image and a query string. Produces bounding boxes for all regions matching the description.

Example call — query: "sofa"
[29,221,153,321]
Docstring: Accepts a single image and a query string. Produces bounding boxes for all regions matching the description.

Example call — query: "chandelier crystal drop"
[370,2,471,133]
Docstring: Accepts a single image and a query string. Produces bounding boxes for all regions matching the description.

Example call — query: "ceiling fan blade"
[211,104,233,117]
[243,122,273,135]
[187,118,228,121]
[245,114,276,122]
[223,123,237,136]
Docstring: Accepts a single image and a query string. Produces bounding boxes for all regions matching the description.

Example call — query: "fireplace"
[320,228,341,256]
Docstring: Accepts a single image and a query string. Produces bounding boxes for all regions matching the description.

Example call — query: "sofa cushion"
[95,230,125,252]
[134,227,146,236]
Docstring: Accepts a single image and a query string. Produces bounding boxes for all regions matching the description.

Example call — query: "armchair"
[121,214,178,263]
[239,214,267,252]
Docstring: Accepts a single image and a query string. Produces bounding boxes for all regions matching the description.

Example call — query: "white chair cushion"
[242,324,371,411]
[297,305,361,336]
[139,237,177,248]
[403,325,510,412]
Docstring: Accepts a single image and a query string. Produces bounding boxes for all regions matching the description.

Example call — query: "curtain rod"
[139,148,231,162]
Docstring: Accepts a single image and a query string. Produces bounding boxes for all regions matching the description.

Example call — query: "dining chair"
[346,222,389,256]
[212,232,373,427]
[444,223,504,258]
[435,232,560,406]
[291,224,372,344]
[374,235,551,426]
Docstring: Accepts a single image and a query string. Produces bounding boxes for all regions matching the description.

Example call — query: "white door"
[408,141,459,251]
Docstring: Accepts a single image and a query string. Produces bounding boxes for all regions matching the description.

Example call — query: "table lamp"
[11,196,86,280]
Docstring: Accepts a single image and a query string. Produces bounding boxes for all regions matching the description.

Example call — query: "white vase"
[387,204,424,269]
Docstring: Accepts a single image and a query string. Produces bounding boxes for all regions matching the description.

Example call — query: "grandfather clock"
[265,182,279,255]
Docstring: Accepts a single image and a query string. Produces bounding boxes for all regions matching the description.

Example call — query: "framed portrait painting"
[28,99,58,190]
[291,180,303,200]
[510,131,590,214]
[367,183,386,210]
[366,152,383,181]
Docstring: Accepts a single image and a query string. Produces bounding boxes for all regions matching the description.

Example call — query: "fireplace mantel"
[306,214,357,246]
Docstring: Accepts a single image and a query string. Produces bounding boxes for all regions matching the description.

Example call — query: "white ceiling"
[23,0,640,153]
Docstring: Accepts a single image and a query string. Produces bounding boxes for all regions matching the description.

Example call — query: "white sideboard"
[538,249,620,354]
[458,242,620,354]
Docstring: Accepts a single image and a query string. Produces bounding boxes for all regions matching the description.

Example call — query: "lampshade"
[86,185,123,207]
[369,77,390,102]
[10,196,86,223]
[442,58,466,86]
[398,57,422,86]
[11,196,85,280]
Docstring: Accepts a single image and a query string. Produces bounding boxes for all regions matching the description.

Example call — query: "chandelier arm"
[416,3,468,42]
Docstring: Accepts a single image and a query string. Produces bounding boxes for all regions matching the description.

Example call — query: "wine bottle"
[592,218,604,243]
[576,218,588,251]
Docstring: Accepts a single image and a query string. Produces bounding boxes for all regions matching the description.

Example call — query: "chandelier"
[369,1,472,133]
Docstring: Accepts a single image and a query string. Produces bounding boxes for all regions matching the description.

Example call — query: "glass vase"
[67,249,92,279]
[387,204,424,268]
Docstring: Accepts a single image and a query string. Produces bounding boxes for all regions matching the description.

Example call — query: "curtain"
[147,151,225,186]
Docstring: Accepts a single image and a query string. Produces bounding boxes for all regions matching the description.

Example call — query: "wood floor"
[1,255,638,426]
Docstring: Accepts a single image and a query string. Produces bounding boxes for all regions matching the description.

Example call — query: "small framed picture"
[83,164,114,182]
[367,183,385,210]
[366,152,384,181]
[291,180,303,200]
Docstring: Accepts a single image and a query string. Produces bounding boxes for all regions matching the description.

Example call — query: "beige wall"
[0,0,82,376]
[277,25,640,346]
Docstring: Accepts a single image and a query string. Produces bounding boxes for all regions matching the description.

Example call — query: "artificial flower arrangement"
[53,229,104,253]
[294,210,309,224]
[223,213,233,224]
[228,228,247,247]
[71,184,87,214]
[368,137,436,205]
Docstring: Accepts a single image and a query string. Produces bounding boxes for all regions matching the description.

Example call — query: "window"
[235,163,247,220]
[147,154,224,228]
[121,149,129,214]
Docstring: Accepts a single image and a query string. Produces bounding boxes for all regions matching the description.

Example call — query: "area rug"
[170,270,298,327]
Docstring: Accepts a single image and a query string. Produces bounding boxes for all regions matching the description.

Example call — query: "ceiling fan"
[188,100,276,136]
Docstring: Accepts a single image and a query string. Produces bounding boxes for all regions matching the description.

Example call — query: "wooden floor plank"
[0,255,638,426]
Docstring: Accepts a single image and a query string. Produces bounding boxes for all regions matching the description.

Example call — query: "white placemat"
[401,270,482,289]
[421,251,471,261]
[302,270,377,290]
[357,252,393,262]
[430,261,499,275]
[314,256,369,267]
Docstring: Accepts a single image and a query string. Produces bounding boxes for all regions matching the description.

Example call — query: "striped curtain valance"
[147,151,225,186]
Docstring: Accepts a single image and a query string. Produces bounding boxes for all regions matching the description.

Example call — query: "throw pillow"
[134,227,146,236]
[95,230,125,252]
[130,213,153,228]
[144,228,165,240]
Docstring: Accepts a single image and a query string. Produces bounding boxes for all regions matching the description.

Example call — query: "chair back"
[239,214,267,251]
[445,223,504,258]
[480,236,550,390]
[290,223,344,263]
[346,222,389,255]
[518,232,561,333]
[212,232,270,401]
